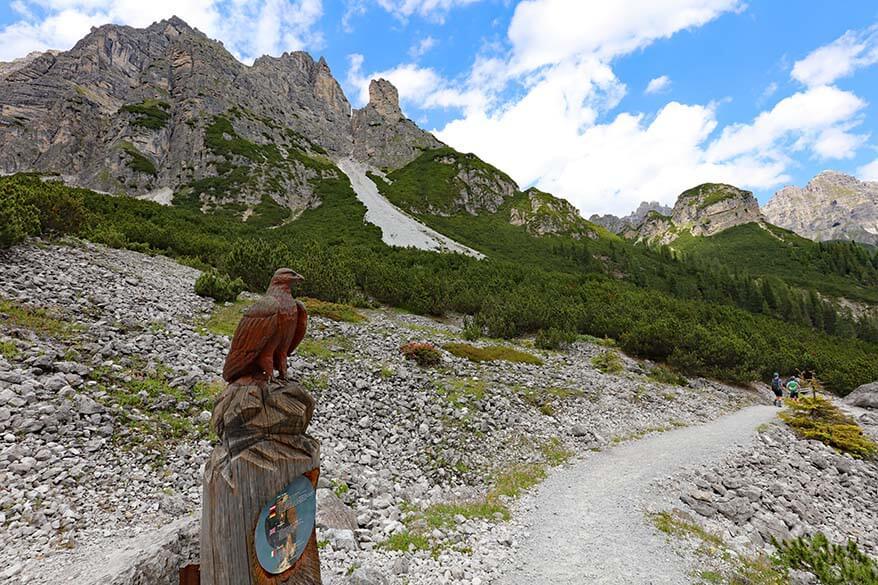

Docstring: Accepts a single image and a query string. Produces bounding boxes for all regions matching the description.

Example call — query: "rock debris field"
[0,240,873,584]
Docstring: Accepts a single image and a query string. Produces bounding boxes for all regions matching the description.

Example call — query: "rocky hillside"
[764,171,878,246]
[509,188,604,239]
[590,201,672,234]
[626,183,763,245]
[0,17,439,217]
[0,239,761,584]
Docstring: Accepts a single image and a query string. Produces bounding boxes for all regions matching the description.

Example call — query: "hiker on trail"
[786,375,801,401]
[771,373,783,407]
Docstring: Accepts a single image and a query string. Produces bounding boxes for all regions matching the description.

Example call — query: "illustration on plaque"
[254,475,317,574]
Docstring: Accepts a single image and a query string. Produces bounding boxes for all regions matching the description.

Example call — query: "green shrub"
[0,189,40,247]
[400,342,442,367]
[27,185,88,235]
[121,100,171,129]
[779,395,877,459]
[87,224,129,248]
[443,342,542,365]
[774,533,878,585]
[302,297,365,323]
[648,364,688,386]
[194,270,245,303]
[120,142,157,175]
[461,315,481,340]
[535,327,576,350]
[591,350,623,374]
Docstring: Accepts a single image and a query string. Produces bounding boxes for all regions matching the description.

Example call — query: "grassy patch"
[298,337,348,359]
[0,298,80,339]
[652,511,725,549]
[302,297,365,323]
[439,377,487,406]
[779,395,876,459]
[540,437,573,466]
[378,530,432,553]
[491,463,547,499]
[591,350,623,374]
[518,385,583,416]
[198,299,249,337]
[443,342,542,365]
[0,340,19,360]
[421,500,510,529]
[93,363,215,452]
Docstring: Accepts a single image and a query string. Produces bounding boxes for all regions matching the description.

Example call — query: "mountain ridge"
[763,170,878,246]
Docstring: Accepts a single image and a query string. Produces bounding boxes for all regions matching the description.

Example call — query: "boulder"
[845,382,878,409]
[315,488,358,531]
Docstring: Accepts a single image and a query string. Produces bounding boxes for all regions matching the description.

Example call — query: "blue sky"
[2,1,878,215]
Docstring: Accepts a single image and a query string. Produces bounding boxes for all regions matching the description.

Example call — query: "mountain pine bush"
[774,533,878,584]
[194,271,245,303]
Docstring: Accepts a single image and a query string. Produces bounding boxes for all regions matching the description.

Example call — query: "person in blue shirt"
[771,373,783,407]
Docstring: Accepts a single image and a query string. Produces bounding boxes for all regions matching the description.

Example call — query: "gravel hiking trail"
[500,405,778,585]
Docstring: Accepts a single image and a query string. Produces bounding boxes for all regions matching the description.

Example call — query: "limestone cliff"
[627,183,763,244]
[763,171,878,245]
[351,79,443,170]
[0,18,440,217]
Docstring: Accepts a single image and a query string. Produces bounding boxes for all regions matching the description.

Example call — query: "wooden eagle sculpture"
[222,268,308,383]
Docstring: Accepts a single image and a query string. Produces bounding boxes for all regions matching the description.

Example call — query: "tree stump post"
[200,379,322,585]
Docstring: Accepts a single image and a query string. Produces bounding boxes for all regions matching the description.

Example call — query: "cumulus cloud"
[0,0,324,62]
[645,75,671,94]
[507,0,744,72]
[376,0,481,21]
[859,158,878,181]
[791,24,878,87]
[707,86,867,161]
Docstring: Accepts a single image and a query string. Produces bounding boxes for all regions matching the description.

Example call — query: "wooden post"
[200,379,322,585]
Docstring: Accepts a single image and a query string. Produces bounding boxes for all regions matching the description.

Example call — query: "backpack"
[787,379,799,392]
[771,378,781,391]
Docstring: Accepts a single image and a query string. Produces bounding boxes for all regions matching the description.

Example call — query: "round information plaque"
[254,475,316,574]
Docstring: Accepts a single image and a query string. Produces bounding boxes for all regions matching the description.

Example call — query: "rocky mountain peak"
[510,187,600,239]
[763,171,878,245]
[367,79,402,119]
[671,183,762,237]
[0,17,444,211]
[351,78,442,169]
[624,183,763,244]
[590,200,672,234]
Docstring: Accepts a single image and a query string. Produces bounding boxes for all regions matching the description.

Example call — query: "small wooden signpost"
[200,380,322,585]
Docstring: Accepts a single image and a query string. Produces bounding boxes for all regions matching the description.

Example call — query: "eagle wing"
[287,299,308,356]
[222,296,280,382]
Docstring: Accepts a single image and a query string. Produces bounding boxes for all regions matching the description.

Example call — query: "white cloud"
[859,158,878,181]
[409,35,437,58]
[376,0,481,21]
[707,86,866,161]
[507,0,744,72]
[645,75,671,94]
[791,24,878,87]
[0,0,323,62]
